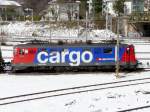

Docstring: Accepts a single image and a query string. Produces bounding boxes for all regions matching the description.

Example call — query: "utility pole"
[31,9,33,22]
[115,16,120,78]
[76,0,80,38]
[106,6,108,29]
[85,11,88,41]
[105,4,112,31]
[103,1,109,30]
[105,4,108,30]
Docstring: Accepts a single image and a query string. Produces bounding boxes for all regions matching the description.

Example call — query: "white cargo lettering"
[37,51,48,64]
[49,52,60,63]
[69,51,80,66]
[82,51,93,63]
[61,51,69,63]
[37,50,93,66]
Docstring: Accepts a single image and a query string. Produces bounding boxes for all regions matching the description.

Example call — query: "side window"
[25,49,28,54]
[19,49,28,55]
[19,49,25,55]
[103,48,112,54]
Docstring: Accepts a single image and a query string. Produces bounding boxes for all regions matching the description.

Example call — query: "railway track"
[117,105,150,112]
[1,76,150,106]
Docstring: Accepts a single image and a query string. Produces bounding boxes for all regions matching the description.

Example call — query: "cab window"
[103,48,112,54]
[19,49,25,55]
[19,49,28,55]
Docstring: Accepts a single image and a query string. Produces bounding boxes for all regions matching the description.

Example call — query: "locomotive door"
[115,46,131,64]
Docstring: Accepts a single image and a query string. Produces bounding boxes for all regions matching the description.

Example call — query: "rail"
[117,105,150,112]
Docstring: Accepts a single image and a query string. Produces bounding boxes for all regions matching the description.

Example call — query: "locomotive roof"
[14,42,128,48]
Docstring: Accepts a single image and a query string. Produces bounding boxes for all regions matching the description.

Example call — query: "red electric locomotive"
[11,41,137,72]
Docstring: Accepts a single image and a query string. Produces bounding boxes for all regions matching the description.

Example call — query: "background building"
[0,0,23,20]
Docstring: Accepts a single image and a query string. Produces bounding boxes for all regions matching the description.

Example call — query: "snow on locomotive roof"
[14,40,128,48]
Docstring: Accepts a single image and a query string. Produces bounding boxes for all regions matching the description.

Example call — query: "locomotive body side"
[11,43,137,71]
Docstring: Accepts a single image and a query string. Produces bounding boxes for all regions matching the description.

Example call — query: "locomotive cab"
[121,44,137,69]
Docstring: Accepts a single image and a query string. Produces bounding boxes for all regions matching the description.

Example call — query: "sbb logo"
[37,50,93,66]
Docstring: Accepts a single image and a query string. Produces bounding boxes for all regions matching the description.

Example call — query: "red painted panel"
[121,45,137,64]
[12,48,37,64]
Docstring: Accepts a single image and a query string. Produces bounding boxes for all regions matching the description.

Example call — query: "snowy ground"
[0,71,150,112]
